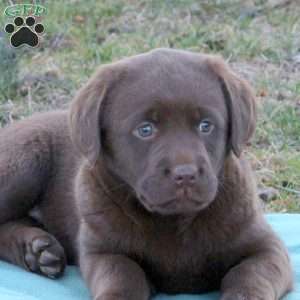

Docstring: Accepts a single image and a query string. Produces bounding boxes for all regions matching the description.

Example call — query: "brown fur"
[0,49,293,299]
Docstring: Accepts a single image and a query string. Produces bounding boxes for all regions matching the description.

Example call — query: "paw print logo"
[4,16,44,48]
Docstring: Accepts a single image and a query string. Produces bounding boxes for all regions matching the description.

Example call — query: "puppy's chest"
[133,226,231,293]
[97,211,241,293]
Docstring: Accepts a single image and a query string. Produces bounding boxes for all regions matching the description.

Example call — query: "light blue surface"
[0,214,299,300]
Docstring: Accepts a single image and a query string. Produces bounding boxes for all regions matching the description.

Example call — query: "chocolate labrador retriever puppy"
[0,49,293,300]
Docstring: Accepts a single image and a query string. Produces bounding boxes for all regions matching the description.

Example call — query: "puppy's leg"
[0,218,66,278]
[80,252,151,300]
[76,165,150,299]
[220,234,293,300]
[0,124,53,224]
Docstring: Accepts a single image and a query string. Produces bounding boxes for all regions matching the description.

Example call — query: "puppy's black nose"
[172,164,198,186]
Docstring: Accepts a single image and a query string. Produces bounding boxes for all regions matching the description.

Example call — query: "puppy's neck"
[211,152,261,221]
[91,159,132,201]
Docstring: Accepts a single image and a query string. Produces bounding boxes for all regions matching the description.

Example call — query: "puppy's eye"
[198,120,214,134]
[134,122,157,139]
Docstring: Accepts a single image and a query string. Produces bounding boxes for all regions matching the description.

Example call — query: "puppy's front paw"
[96,292,135,300]
[221,291,264,300]
[221,293,247,300]
[24,234,66,278]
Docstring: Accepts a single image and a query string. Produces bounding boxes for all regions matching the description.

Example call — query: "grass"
[0,0,299,212]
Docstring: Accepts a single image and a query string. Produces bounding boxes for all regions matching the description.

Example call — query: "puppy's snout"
[172,164,198,187]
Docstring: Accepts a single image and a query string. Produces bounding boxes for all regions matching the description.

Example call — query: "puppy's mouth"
[137,189,210,215]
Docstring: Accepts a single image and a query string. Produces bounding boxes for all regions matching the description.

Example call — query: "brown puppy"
[0,49,293,300]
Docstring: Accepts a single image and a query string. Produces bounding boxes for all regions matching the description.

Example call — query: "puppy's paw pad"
[40,265,62,278]
[39,249,60,264]
[31,237,50,253]
[25,235,66,278]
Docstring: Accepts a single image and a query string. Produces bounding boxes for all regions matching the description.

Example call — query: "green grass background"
[0,0,299,212]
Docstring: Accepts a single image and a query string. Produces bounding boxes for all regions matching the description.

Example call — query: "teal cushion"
[0,214,299,300]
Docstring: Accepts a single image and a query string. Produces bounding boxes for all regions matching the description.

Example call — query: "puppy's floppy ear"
[69,65,121,166]
[206,57,257,157]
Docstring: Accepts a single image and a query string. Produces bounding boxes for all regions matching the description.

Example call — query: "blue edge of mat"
[0,214,299,300]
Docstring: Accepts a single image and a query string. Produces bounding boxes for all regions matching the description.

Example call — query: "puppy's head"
[70,49,256,216]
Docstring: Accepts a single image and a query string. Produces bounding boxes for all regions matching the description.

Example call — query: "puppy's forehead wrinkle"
[119,101,226,130]
[110,79,226,124]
